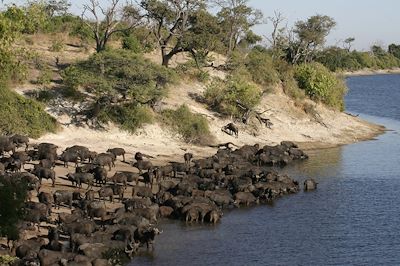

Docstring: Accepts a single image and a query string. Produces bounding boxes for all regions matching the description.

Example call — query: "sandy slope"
[36,80,384,164]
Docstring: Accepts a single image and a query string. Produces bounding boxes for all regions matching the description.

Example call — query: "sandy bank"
[342,68,400,77]
[36,84,385,163]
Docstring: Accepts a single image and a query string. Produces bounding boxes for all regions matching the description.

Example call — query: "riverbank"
[342,67,400,77]
[35,84,385,164]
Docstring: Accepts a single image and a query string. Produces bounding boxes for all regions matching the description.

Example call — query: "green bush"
[44,14,83,34]
[204,76,262,117]
[0,84,58,137]
[122,35,142,53]
[274,59,305,100]
[161,105,211,144]
[62,49,176,102]
[98,104,154,133]
[294,62,347,110]
[245,49,279,89]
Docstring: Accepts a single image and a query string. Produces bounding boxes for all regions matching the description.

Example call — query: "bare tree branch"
[82,0,142,52]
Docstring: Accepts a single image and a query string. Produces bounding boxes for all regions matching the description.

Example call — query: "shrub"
[204,76,262,117]
[98,104,154,133]
[62,50,176,103]
[274,59,305,100]
[245,49,279,89]
[294,62,347,110]
[49,39,65,52]
[0,83,58,137]
[122,35,142,53]
[36,66,53,85]
[161,105,211,144]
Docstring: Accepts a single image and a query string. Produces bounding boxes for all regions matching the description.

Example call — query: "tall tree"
[182,9,223,67]
[214,0,262,56]
[140,0,205,67]
[287,15,336,64]
[82,0,142,52]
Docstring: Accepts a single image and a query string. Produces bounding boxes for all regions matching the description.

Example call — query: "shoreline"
[297,122,386,151]
[341,68,400,77]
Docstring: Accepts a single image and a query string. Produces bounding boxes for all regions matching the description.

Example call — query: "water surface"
[131,74,400,265]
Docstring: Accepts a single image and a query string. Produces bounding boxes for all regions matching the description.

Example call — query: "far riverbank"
[342,67,400,77]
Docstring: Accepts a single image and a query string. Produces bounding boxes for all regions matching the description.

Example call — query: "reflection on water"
[130,75,400,266]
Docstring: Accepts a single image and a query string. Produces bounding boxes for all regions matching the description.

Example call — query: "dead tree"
[82,0,142,52]
[235,100,273,128]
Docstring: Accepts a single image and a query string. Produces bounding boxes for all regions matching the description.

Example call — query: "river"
[130,74,400,266]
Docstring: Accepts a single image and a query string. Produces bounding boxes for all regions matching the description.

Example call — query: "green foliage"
[217,0,263,54]
[0,84,58,137]
[62,49,176,103]
[161,105,211,144]
[245,48,279,89]
[287,15,336,64]
[22,2,50,34]
[122,35,142,53]
[294,62,347,110]
[317,47,400,72]
[317,47,361,71]
[49,39,65,52]
[44,14,80,33]
[204,76,262,117]
[68,16,92,44]
[183,9,224,64]
[98,104,154,133]
[130,26,157,53]
[0,6,28,84]
[274,59,305,100]
[63,49,176,131]
[0,175,28,242]
[351,51,377,69]
[175,61,210,82]
[389,44,400,59]
[36,66,53,85]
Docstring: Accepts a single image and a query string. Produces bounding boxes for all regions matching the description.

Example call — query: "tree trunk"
[162,54,172,67]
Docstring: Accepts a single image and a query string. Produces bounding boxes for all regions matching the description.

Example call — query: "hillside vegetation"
[0,85,57,137]
[0,0,397,141]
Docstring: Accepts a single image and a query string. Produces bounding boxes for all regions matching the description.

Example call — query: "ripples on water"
[131,74,400,265]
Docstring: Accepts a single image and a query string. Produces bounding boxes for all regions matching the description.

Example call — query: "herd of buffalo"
[0,134,317,265]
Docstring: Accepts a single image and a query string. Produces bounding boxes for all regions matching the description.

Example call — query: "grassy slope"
[0,84,58,138]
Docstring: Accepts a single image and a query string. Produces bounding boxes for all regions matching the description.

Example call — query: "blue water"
[131,74,400,266]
